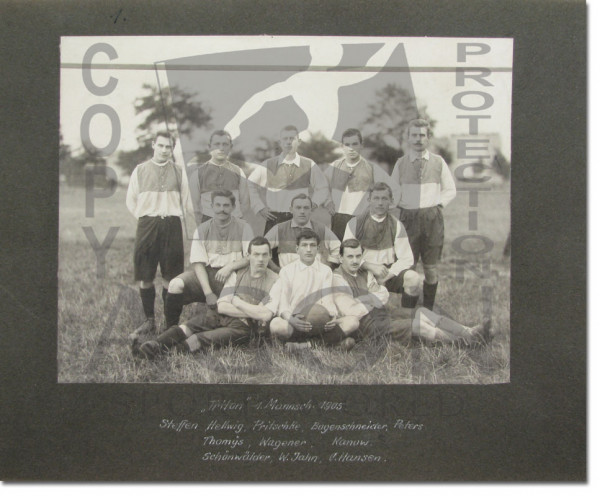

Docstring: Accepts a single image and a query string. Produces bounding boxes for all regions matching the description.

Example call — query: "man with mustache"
[332,239,492,346]
[161,189,255,330]
[391,119,456,310]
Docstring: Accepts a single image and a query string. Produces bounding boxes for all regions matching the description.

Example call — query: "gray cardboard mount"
[0,0,586,481]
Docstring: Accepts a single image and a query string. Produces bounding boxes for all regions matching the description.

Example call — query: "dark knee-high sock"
[401,293,419,308]
[156,325,188,350]
[423,282,438,310]
[165,293,184,328]
[140,287,156,319]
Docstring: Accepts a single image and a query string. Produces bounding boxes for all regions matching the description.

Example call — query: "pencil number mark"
[110,9,126,23]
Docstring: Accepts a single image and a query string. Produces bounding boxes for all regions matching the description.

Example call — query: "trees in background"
[116,84,212,175]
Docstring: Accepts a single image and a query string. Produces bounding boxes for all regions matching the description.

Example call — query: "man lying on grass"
[132,236,278,358]
[332,239,493,346]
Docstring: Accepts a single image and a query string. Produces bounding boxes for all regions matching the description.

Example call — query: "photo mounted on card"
[59,36,512,385]
[1,0,585,483]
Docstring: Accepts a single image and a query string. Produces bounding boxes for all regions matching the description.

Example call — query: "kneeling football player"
[269,228,354,351]
[133,237,279,358]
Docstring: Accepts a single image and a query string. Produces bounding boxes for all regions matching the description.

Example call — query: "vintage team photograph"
[59,36,512,384]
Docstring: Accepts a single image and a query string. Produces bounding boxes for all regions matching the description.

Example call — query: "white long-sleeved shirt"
[126,159,194,219]
[274,259,337,319]
[343,214,414,276]
[247,153,330,213]
[391,150,456,209]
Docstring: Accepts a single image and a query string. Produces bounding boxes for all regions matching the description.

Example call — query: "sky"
[60,36,513,163]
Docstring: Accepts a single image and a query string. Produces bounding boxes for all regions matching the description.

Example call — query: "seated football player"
[133,237,279,358]
[269,228,354,351]
[265,193,340,271]
[163,189,255,329]
[344,182,421,309]
[333,239,493,347]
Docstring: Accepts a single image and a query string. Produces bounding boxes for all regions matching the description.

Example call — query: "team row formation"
[126,120,483,357]
[130,231,493,359]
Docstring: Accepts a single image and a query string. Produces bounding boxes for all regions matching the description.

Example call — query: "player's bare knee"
[168,277,185,294]
[140,280,154,289]
[403,269,421,295]
[269,318,291,340]
[339,316,359,334]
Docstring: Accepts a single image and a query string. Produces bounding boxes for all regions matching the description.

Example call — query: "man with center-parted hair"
[126,131,194,339]
[332,239,493,346]
[265,193,341,271]
[188,129,251,223]
[248,124,331,234]
[324,128,399,240]
[133,237,280,358]
[162,189,255,329]
[269,228,354,351]
[343,182,421,309]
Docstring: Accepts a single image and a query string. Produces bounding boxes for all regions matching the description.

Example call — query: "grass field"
[58,184,510,384]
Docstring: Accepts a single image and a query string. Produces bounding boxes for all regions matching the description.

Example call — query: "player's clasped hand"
[324,318,341,330]
[215,266,232,283]
[370,264,389,280]
[205,292,218,309]
[289,314,312,332]
[259,207,277,221]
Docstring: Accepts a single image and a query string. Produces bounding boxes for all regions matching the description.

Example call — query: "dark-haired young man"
[162,189,254,329]
[269,228,353,351]
[134,237,279,358]
[344,182,421,309]
[265,193,340,270]
[126,131,194,339]
[248,125,331,233]
[324,128,398,240]
[391,119,456,309]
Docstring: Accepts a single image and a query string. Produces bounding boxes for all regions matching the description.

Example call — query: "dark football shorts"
[134,216,183,282]
[384,267,412,294]
[358,308,412,345]
[173,265,225,304]
[331,212,354,241]
[399,206,444,265]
